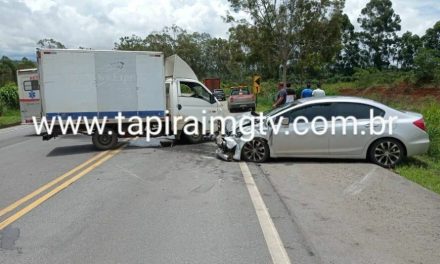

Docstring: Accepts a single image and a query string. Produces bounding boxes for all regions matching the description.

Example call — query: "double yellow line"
[0,144,125,230]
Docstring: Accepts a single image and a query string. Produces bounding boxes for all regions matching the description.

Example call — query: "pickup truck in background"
[227,87,255,112]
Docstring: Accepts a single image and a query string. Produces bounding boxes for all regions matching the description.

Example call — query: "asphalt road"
[0,125,439,264]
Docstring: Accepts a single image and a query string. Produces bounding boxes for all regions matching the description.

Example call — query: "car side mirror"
[281,117,290,126]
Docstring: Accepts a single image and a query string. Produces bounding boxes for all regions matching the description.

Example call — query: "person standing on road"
[312,82,326,97]
[273,83,287,108]
[301,82,313,98]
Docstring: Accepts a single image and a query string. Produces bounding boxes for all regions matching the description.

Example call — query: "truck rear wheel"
[92,128,118,150]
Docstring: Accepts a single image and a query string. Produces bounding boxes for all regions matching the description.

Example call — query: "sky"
[1,0,439,60]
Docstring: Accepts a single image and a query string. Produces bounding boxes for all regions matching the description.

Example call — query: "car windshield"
[264,101,303,116]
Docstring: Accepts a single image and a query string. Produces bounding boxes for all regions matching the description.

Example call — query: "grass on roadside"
[395,156,440,194]
[0,109,21,128]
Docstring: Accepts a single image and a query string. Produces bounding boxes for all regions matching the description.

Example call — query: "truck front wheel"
[92,128,118,150]
[182,124,203,144]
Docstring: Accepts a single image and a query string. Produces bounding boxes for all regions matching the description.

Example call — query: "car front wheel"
[241,138,269,163]
[369,138,405,168]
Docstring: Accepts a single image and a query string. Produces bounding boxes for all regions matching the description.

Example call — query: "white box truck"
[17,68,42,124]
[37,49,222,149]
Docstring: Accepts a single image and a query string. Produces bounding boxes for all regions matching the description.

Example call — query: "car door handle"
[364,124,380,128]
[315,127,325,132]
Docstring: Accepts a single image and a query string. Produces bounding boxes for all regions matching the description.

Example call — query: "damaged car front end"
[216,113,271,162]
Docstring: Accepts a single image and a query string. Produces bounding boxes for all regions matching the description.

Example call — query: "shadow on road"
[264,157,369,166]
[46,144,99,157]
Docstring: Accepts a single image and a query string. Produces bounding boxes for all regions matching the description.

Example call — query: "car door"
[329,102,386,157]
[270,103,333,157]
[177,80,219,132]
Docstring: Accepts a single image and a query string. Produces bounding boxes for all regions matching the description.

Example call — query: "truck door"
[177,80,220,133]
[17,72,41,124]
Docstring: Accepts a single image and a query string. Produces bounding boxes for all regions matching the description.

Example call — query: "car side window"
[282,103,333,123]
[334,103,385,119]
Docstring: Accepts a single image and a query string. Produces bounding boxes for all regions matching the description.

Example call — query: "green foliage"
[115,26,241,80]
[352,68,416,87]
[414,48,440,84]
[0,109,20,128]
[357,0,401,69]
[0,83,19,109]
[0,56,17,86]
[396,32,422,69]
[422,21,440,51]
[227,0,345,83]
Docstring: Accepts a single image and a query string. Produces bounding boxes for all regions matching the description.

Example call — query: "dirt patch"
[339,86,440,101]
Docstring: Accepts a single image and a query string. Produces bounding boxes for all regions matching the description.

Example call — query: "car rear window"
[231,88,250,95]
[334,103,385,119]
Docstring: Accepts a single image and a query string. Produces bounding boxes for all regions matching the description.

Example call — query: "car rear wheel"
[92,128,118,150]
[369,138,404,168]
[242,138,269,163]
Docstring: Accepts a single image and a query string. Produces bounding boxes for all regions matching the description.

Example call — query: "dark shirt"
[275,88,287,106]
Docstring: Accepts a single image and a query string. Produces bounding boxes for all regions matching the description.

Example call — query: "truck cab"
[164,55,222,142]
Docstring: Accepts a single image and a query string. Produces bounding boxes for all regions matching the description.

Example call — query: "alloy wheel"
[374,141,402,167]
[242,139,268,162]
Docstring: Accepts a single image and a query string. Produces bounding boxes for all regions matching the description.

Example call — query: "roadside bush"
[352,69,417,88]
[414,49,440,84]
[0,100,5,116]
[0,82,19,109]
[422,102,440,159]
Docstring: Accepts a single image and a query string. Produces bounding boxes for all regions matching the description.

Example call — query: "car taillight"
[413,118,426,131]
[230,97,234,102]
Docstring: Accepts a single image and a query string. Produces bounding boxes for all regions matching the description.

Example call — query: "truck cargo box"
[38,49,166,120]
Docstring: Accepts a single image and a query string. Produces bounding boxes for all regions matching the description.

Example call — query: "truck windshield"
[180,81,211,102]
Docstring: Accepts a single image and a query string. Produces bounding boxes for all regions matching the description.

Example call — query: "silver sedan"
[216,97,430,168]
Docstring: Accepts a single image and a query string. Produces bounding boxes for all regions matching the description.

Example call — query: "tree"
[422,21,440,51]
[358,0,401,69]
[17,57,37,70]
[414,48,440,83]
[227,0,345,83]
[37,38,66,49]
[334,14,363,75]
[396,32,422,70]
[0,56,17,85]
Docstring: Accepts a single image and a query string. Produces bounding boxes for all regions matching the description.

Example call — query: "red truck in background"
[203,78,221,91]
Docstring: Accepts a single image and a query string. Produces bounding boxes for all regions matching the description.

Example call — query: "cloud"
[0,0,439,59]
[0,0,232,59]
[344,0,440,35]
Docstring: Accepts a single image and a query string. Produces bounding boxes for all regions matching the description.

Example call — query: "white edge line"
[239,162,292,264]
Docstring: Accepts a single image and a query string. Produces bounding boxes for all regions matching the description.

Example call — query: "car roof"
[297,96,383,106]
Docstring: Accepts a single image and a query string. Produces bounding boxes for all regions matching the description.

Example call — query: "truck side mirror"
[210,93,216,104]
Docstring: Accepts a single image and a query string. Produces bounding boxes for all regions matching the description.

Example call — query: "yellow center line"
[0,150,110,218]
[0,144,126,231]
